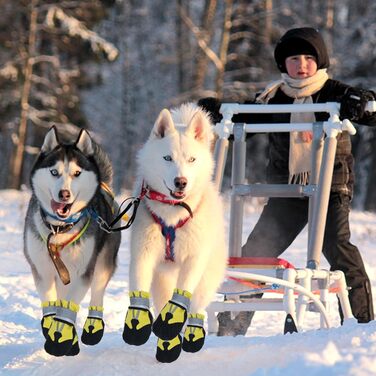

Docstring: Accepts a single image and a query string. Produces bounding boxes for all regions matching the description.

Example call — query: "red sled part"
[228,257,295,270]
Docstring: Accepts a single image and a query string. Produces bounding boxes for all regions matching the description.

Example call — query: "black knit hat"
[274,27,330,73]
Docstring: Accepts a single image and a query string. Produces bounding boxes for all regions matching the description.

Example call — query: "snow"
[1,189,376,375]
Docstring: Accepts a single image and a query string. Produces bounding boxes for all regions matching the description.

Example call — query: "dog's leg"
[123,242,160,346]
[44,277,90,357]
[28,244,58,340]
[81,249,115,346]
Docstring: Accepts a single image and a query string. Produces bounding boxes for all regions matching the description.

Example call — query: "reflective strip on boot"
[88,306,104,319]
[42,301,56,316]
[187,313,204,327]
[54,300,79,325]
[129,291,150,310]
[170,289,191,311]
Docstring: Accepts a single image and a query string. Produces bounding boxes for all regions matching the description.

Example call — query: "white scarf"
[256,69,329,184]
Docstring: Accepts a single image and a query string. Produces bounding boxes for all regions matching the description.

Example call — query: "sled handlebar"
[215,101,376,139]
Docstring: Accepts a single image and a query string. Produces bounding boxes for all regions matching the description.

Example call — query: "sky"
[1,189,376,376]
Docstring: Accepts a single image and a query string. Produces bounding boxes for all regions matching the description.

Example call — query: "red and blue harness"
[139,182,193,262]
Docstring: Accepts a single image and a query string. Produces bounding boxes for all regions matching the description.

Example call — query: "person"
[199,27,376,336]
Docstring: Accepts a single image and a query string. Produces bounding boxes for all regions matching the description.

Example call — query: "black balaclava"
[274,27,330,73]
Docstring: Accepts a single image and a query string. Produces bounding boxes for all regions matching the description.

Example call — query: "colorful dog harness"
[150,211,191,262]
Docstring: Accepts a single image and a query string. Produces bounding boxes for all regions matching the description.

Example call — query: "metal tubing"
[308,123,324,248]
[221,102,341,114]
[229,124,246,257]
[234,183,309,197]
[213,137,229,190]
[283,268,298,324]
[307,136,338,269]
[225,270,331,328]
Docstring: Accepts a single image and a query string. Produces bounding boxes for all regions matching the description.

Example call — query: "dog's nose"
[174,177,187,190]
[59,189,71,201]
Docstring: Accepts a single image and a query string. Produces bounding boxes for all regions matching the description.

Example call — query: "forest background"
[1,0,376,211]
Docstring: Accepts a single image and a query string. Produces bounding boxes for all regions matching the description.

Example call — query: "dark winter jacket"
[231,79,376,197]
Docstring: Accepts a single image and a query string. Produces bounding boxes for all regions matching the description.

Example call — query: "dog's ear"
[41,126,59,153]
[76,128,94,156]
[151,109,175,139]
[186,110,213,145]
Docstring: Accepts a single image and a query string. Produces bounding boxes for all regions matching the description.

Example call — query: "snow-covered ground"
[1,189,376,375]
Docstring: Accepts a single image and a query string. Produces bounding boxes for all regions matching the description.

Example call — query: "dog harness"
[149,211,191,262]
[138,181,195,262]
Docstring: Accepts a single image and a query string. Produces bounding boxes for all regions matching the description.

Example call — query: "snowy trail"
[1,190,376,375]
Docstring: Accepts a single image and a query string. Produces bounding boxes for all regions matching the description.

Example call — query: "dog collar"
[139,181,193,218]
[40,207,89,231]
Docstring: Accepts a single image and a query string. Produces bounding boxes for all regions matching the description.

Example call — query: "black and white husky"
[24,126,121,357]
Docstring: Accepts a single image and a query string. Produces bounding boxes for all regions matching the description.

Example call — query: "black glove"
[340,88,375,121]
[197,97,223,124]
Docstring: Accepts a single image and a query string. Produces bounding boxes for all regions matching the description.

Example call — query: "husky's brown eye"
[188,157,196,163]
[163,155,172,161]
[50,169,59,177]
[73,170,81,177]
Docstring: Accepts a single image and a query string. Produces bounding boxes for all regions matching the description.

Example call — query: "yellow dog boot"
[153,288,191,340]
[182,313,206,353]
[41,300,56,339]
[123,291,153,346]
[44,299,79,357]
[81,306,105,346]
[156,334,182,363]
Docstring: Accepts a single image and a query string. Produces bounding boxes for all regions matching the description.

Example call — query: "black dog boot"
[182,313,205,353]
[81,306,105,345]
[123,291,153,346]
[156,334,182,363]
[153,288,191,340]
[44,299,80,357]
[41,300,56,339]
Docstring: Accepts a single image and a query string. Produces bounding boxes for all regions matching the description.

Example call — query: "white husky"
[122,103,227,363]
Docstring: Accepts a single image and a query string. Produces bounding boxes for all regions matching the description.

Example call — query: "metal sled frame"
[206,101,374,334]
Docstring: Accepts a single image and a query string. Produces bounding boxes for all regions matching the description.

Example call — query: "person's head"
[274,27,330,77]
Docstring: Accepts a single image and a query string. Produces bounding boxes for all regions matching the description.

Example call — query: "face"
[285,54,318,79]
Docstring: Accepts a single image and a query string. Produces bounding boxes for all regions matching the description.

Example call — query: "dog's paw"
[81,317,105,345]
[44,299,79,357]
[41,314,55,339]
[153,289,191,340]
[44,318,79,357]
[156,334,182,363]
[182,314,205,353]
[81,306,105,346]
[41,300,57,339]
[123,291,153,346]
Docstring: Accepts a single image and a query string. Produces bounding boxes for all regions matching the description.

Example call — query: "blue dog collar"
[42,208,88,224]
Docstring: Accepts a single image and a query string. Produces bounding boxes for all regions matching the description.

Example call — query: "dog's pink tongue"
[51,200,66,212]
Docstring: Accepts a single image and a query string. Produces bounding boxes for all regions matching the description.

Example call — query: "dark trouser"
[242,192,374,323]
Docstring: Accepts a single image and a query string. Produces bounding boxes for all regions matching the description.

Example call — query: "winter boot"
[81,306,105,345]
[217,311,255,336]
[156,334,182,363]
[182,313,205,353]
[123,290,153,346]
[41,300,56,339]
[153,288,191,340]
[44,299,80,357]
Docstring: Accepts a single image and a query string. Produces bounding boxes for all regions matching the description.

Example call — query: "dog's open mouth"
[170,190,186,200]
[50,200,73,219]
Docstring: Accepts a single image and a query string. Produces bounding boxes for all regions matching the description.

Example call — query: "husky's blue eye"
[73,170,81,177]
[163,155,172,161]
[50,169,59,177]
[188,157,196,163]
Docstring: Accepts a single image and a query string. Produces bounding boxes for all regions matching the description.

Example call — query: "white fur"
[129,103,228,314]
